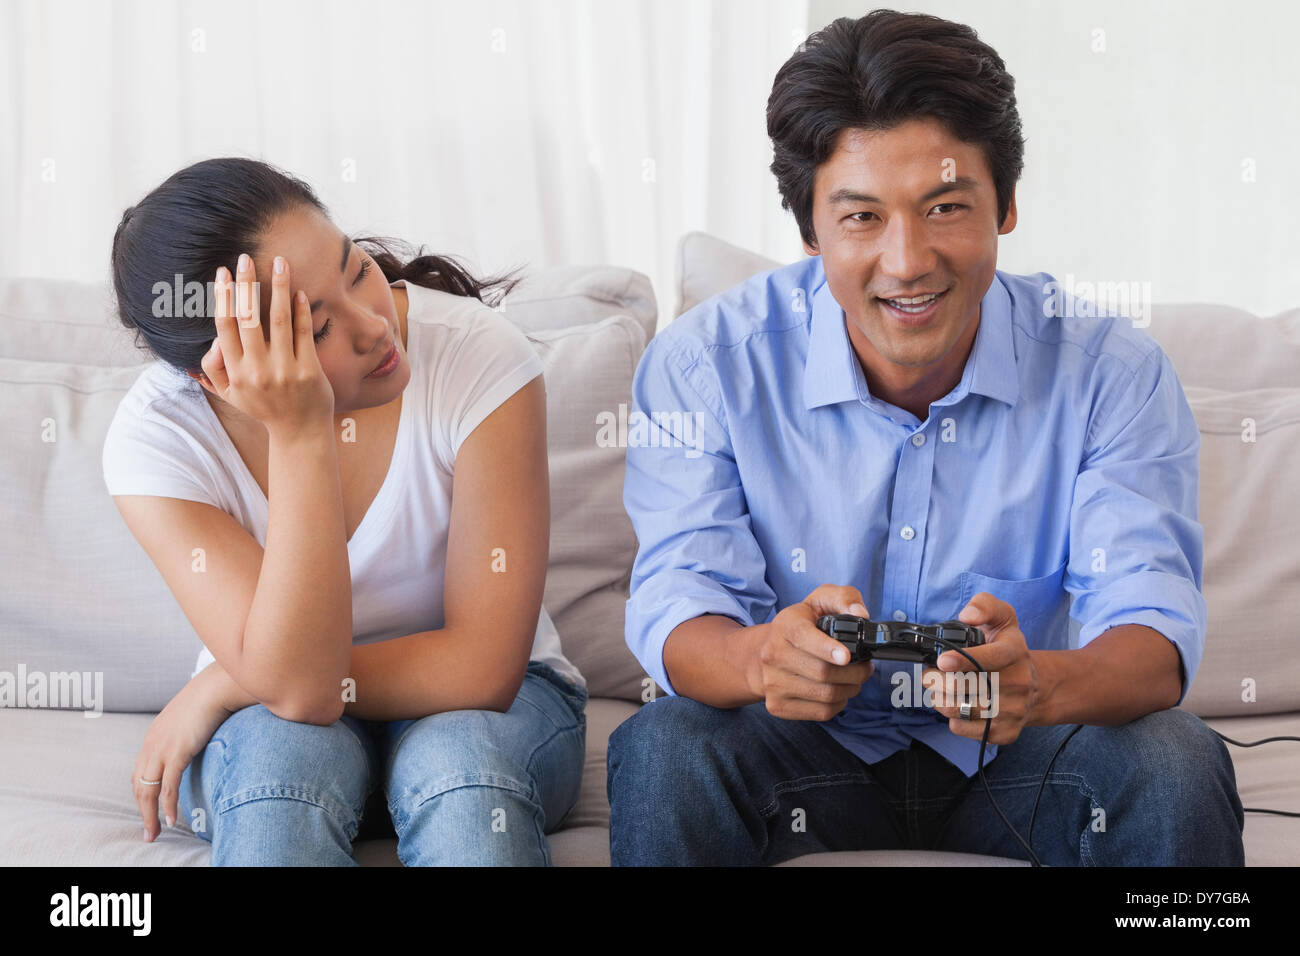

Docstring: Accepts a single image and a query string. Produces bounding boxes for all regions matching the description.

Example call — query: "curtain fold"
[1,0,812,331]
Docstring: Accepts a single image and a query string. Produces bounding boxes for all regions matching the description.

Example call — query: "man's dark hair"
[767,9,1025,248]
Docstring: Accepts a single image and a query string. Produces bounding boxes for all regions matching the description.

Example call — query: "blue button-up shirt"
[622,254,1206,776]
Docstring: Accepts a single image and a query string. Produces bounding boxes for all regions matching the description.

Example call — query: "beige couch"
[1,233,1297,865]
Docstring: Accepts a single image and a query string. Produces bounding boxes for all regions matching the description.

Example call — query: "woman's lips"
[365,343,399,378]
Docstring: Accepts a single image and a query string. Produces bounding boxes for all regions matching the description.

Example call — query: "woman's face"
[228,205,410,417]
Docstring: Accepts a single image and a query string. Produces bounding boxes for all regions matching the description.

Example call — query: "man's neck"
[844,308,981,423]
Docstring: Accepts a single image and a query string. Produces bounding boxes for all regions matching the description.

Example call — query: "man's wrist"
[732,622,769,704]
[1026,647,1085,726]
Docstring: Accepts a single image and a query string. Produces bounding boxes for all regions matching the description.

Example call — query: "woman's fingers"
[132,755,164,842]
[160,758,185,830]
[233,253,267,358]
[293,287,317,364]
[268,255,295,359]
[210,266,241,384]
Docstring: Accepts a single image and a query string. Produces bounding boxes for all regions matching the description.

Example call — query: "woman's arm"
[205,374,550,722]
[337,375,550,720]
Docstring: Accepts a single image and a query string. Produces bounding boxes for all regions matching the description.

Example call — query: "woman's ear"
[184,368,215,395]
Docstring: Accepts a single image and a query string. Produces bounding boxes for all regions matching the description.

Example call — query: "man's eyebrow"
[826,175,981,206]
[308,235,353,314]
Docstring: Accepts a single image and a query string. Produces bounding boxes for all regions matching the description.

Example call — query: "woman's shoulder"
[403,284,539,379]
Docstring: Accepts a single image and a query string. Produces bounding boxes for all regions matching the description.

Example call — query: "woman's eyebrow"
[308,235,354,314]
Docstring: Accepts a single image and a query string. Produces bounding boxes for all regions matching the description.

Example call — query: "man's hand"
[749,584,875,721]
[923,592,1043,745]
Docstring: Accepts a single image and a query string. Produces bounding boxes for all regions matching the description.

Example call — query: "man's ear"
[802,234,820,257]
[998,186,1018,235]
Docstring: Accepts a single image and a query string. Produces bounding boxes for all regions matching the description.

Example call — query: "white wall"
[809,0,1299,318]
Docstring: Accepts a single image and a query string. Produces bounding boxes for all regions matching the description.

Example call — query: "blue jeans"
[179,661,587,866]
[606,697,1245,866]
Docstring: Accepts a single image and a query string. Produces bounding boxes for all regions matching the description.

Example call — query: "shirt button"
[900,526,915,540]
[893,610,907,621]
[911,433,926,447]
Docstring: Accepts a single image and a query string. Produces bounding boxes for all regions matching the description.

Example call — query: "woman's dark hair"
[110,157,520,377]
[767,9,1025,247]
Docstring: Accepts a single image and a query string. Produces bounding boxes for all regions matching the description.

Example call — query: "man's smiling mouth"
[878,289,948,316]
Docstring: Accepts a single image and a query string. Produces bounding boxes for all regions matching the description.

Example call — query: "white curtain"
[0,0,811,331]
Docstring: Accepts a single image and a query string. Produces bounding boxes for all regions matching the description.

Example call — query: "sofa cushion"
[677,231,781,319]
[0,699,637,866]
[528,316,655,702]
[0,356,202,712]
[1180,386,1300,716]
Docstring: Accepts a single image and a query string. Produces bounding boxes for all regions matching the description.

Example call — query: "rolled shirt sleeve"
[1067,348,1208,704]
[622,336,778,696]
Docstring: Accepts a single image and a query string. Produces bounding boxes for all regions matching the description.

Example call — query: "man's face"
[805,118,1016,381]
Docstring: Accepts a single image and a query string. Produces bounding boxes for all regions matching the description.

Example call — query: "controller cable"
[1211,731,1300,818]
[934,637,1300,869]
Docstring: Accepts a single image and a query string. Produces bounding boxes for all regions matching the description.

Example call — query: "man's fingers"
[772,668,871,704]
[958,592,1016,634]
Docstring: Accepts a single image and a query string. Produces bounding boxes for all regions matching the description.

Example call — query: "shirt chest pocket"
[958,560,1070,649]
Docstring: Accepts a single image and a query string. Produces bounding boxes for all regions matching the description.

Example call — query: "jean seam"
[756,772,877,819]
[216,785,362,841]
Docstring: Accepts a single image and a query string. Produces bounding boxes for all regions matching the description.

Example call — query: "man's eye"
[933,203,964,214]
[848,212,877,223]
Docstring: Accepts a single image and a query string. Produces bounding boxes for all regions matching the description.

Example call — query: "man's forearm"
[1030,623,1184,726]
[662,614,768,708]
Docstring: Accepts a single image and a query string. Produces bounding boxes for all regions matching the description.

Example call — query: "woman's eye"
[312,257,374,342]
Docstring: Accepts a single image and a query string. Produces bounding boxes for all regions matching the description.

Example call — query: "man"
[607,9,1245,866]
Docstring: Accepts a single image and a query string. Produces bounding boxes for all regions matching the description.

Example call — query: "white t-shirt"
[101,280,585,691]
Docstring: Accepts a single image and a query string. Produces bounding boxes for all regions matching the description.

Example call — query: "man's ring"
[138,778,162,786]
[959,701,975,721]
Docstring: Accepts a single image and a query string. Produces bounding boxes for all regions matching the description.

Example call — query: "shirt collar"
[803,260,1020,412]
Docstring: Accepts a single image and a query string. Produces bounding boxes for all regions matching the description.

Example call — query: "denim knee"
[386,709,541,825]
[607,695,737,791]
[1073,708,1245,840]
[205,704,373,837]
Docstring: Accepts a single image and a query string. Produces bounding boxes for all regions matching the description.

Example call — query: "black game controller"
[816,614,985,666]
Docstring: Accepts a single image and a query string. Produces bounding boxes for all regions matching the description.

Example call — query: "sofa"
[1,231,1296,866]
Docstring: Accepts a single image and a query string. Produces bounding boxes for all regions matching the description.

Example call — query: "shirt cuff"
[1075,570,1207,706]
[625,569,759,697]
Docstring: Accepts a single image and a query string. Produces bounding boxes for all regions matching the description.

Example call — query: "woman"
[103,157,587,865]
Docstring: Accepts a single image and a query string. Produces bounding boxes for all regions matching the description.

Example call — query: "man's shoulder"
[998,269,1166,379]
[650,256,822,366]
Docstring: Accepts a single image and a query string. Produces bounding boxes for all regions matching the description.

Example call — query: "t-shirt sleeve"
[101,402,221,506]
[430,307,544,461]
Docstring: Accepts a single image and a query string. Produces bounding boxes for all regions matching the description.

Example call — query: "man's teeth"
[886,292,941,312]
